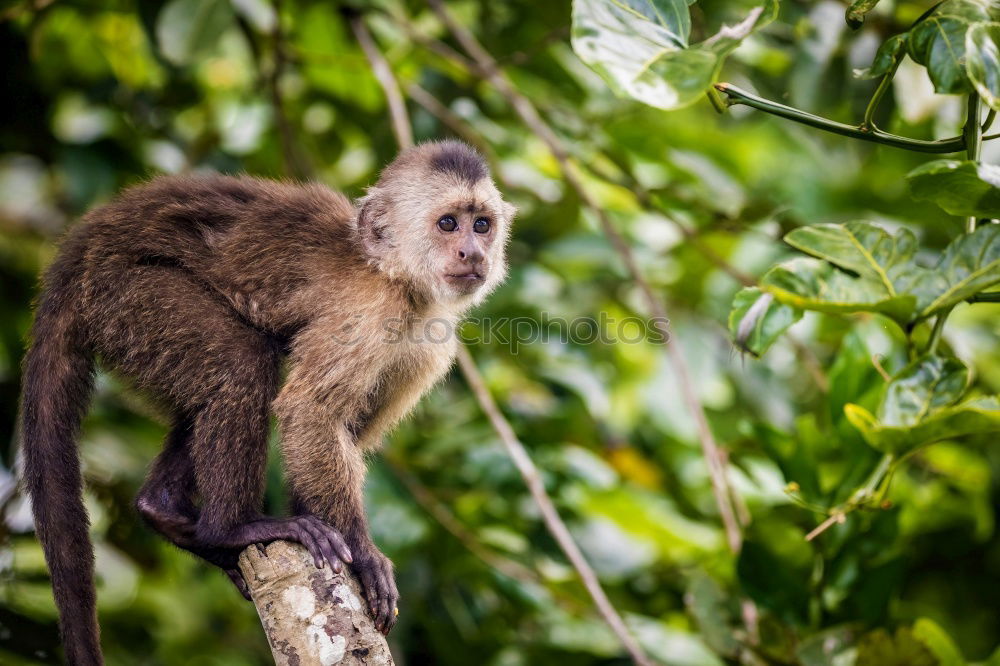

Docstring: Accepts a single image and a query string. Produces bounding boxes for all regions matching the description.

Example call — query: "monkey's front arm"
[274,322,400,633]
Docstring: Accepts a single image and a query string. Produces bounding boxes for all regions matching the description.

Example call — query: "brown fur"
[19,140,513,663]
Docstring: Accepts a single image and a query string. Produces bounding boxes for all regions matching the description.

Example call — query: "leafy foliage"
[571,0,776,109]
[857,0,1000,109]
[760,222,1000,323]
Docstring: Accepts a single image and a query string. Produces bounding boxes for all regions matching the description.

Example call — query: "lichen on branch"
[238,541,394,666]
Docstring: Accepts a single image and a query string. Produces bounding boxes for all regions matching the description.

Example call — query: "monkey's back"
[65,173,361,336]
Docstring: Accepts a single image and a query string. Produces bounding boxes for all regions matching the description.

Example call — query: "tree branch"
[715,83,968,154]
[348,12,414,150]
[239,542,394,665]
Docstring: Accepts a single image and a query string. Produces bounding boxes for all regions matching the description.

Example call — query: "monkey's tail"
[20,233,102,665]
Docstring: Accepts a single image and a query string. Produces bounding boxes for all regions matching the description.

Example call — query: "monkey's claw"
[225,567,252,601]
[352,546,399,635]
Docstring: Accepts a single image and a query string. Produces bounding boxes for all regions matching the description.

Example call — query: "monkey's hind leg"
[136,416,253,598]
[185,339,354,575]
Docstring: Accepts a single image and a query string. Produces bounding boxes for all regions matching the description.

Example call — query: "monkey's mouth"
[445,272,483,281]
[444,272,484,290]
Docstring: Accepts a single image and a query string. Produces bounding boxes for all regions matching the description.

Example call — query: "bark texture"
[238,541,394,666]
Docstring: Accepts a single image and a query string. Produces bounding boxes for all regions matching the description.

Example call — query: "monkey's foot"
[207,515,354,574]
[351,544,399,635]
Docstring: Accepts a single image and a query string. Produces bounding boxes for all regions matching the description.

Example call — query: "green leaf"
[783,221,918,291]
[728,287,802,357]
[761,257,916,323]
[571,0,776,110]
[846,0,882,30]
[855,33,906,79]
[906,0,993,95]
[846,396,1000,455]
[879,355,969,427]
[907,159,1000,218]
[841,355,1000,456]
[856,627,939,666]
[912,618,965,666]
[904,224,1000,317]
[155,0,234,66]
[966,23,1000,110]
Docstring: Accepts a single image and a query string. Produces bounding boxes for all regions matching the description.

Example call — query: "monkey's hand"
[208,515,354,576]
[351,542,399,634]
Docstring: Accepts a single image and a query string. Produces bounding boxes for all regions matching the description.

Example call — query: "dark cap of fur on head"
[428,140,488,184]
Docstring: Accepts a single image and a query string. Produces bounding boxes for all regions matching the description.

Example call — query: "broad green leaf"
[879,355,969,427]
[907,159,1000,218]
[571,0,776,110]
[912,618,965,666]
[155,0,234,66]
[856,627,939,666]
[783,222,917,292]
[571,0,694,108]
[846,0,883,29]
[761,257,917,323]
[727,287,802,357]
[967,23,1000,110]
[906,0,993,95]
[846,396,1000,455]
[904,224,1000,316]
[855,33,906,79]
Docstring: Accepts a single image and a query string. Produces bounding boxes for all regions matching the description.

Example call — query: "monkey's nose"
[458,246,484,265]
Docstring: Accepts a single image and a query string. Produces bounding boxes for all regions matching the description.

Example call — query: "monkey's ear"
[357,188,391,256]
[501,200,517,222]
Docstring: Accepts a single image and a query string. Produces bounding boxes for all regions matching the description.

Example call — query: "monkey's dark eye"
[438,216,458,232]
[473,217,491,234]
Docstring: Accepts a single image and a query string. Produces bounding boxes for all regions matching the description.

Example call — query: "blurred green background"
[1,0,999,664]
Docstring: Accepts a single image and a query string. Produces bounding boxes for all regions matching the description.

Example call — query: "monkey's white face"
[427,178,513,303]
[359,174,515,307]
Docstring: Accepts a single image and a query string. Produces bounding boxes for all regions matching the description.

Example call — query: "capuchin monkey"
[19,140,514,664]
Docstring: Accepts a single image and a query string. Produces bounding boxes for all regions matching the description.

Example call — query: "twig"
[455,349,654,666]
[406,82,494,156]
[427,0,744,558]
[351,16,653,666]
[716,83,969,154]
[348,12,414,150]
[237,2,313,179]
[804,511,845,541]
[385,458,546,587]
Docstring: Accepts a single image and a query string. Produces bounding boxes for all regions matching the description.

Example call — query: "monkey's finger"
[293,524,324,569]
[358,567,382,629]
[302,520,341,573]
[326,530,353,564]
[377,569,398,634]
[307,517,353,564]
